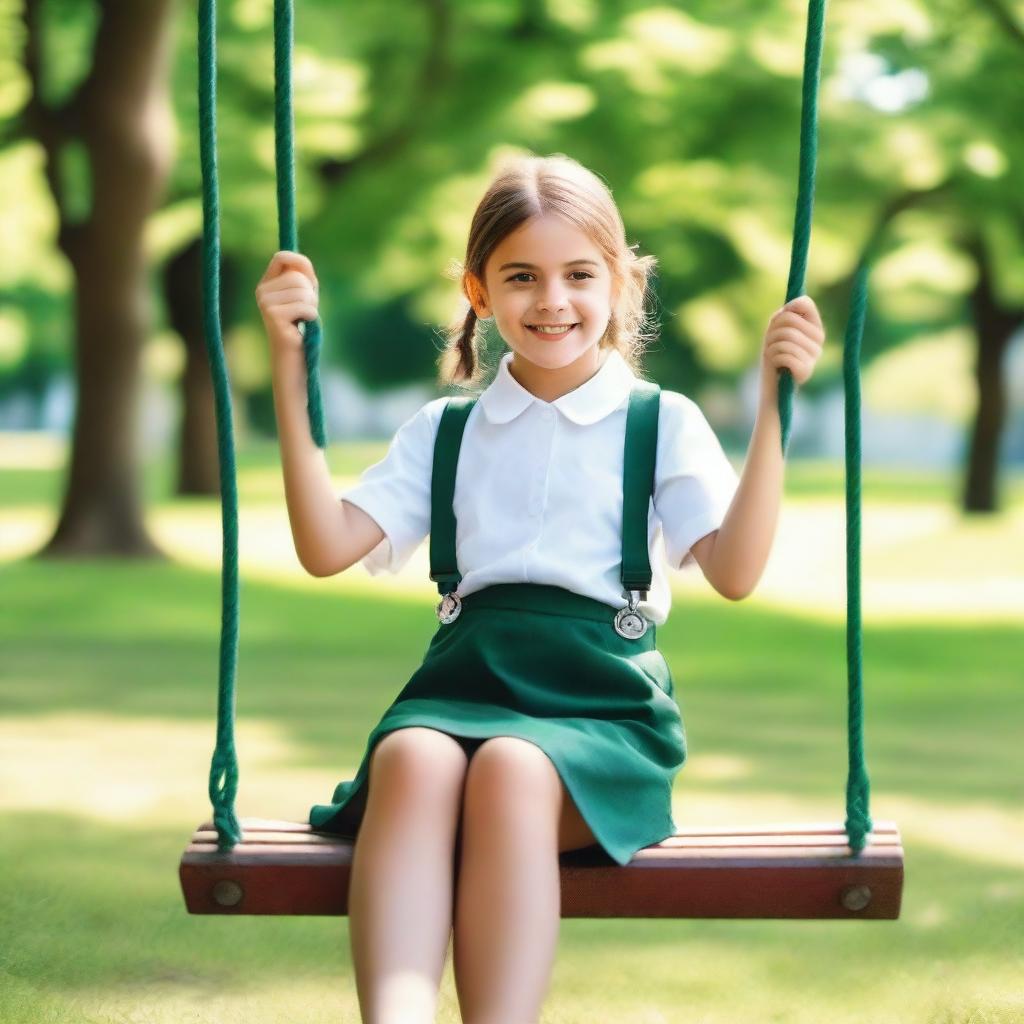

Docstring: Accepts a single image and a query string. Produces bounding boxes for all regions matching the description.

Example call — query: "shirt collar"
[477,347,636,426]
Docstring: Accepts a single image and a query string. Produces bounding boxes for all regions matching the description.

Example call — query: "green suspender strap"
[426,383,660,633]
[614,380,660,641]
[429,398,478,608]
[621,382,660,597]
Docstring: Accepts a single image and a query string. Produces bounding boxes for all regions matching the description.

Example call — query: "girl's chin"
[514,337,597,367]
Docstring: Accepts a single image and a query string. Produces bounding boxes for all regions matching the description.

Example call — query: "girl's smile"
[525,322,580,339]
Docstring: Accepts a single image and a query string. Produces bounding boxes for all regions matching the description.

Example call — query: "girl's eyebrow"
[498,259,600,271]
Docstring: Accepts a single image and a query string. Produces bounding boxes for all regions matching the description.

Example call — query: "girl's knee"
[462,736,563,815]
[367,726,472,797]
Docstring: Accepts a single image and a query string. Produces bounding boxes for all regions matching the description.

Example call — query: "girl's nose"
[537,282,569,311]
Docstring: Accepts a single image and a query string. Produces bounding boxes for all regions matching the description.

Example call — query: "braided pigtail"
[438,259,487,389]
[456,307,480,381]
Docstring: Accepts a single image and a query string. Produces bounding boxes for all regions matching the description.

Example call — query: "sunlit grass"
[4,437,1022,622]
[1,444,1022,1023]
[3,431,1022,507]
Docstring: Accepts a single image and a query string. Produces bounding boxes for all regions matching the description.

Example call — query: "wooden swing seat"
[179,817,903,919]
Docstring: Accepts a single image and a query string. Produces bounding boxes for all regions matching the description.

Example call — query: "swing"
[180,0,904,919]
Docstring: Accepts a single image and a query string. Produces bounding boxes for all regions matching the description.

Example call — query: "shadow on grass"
[2,556,1023,1022]
[1,556,1019,807]
[0,809,1021,1021]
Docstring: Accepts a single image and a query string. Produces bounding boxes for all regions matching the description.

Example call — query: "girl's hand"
[255,250,319,357]
[760,295,825,390]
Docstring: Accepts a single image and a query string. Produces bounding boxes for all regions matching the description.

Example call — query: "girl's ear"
[464,271,490,319]
[611,270,623,308]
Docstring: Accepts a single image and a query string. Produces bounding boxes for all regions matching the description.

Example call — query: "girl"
[256,153,825,1024]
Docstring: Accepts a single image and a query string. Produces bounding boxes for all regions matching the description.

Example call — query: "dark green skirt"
[308,583,686,866]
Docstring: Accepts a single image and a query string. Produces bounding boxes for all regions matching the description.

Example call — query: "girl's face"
[466,214,618,373]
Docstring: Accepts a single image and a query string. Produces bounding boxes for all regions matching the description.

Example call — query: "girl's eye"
[507,271,593,283]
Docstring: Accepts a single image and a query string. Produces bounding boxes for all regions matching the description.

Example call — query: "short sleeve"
[654,391,740,570]
[340,398,446,575]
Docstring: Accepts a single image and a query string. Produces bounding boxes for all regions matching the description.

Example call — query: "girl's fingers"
[259,250,318,290]
[766,344,813,381]
[270,301,319,323]
[783,294,823,327]
[256,274,317,304]
[768,341,812,362]
[263,286,316,305]
[764,296,824,385]
[774,310,824,341]
[767,327,822,355]
[270,250,316,279]
[270,269,317,292]
[770,350,815,385]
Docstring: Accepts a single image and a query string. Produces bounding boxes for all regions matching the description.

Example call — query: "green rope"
[273,0,327,446]
[841,259,874,852]
[781,0,827,443]
[785,0,873,853]
[197,0,874,857]
[197,0,326,851]
[198,0,241,851]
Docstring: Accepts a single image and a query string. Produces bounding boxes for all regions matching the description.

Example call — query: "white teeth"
[531,324,577,334]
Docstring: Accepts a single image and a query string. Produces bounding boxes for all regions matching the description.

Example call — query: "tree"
[4,0,1018,547]
[14,0,177,555]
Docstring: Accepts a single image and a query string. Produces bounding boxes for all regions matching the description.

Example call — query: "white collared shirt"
[339,349,740,625]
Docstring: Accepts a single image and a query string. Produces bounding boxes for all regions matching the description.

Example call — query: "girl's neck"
[508,345,608,404]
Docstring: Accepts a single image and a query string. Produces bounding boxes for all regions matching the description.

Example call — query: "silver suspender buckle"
[614,590,649,640]
[437,591,462,624]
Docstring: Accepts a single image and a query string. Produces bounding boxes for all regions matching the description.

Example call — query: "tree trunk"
[37,0,176,558]
[163,237,220,496]
[962,234,1019,514]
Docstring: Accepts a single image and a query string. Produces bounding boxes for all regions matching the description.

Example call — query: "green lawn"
[3,435,1022,509]
[1,448,1022,1024]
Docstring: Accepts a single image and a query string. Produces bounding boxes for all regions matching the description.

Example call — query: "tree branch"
[318,0,452,187]
[859,179,958,259]
[0,114,28,151]
[964,229,1024,329]
[815,179,962,327]
[975,0,1024,51]
[21,0,67,214]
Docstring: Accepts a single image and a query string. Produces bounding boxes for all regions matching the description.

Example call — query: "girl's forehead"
[486,216,606,274]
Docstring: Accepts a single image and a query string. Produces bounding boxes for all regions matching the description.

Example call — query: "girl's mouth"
[526,323,579,340]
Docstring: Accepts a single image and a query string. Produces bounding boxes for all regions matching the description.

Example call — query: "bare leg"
[452,737,598,1024]
[348,726,469,1024]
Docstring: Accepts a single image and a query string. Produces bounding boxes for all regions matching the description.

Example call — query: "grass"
[2,432,1022,509]
[0,443,1022,1023]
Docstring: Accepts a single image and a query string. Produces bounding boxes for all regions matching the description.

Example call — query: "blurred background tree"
[0,0,1020,558]
[4,0,176,554]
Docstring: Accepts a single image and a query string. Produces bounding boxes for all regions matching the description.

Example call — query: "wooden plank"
[195,818,901,838]
[180,818,904,920]
[185,838,901,864]
[189,830,902,853]
[183,846,902,873]
[179,858,903,919]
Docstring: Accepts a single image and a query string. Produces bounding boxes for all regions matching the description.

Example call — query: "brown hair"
[436,152,659,390]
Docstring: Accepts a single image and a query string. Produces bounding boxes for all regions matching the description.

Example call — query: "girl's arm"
[258,250,385,577]
[691,295,825,600]
[270,344,385,577]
